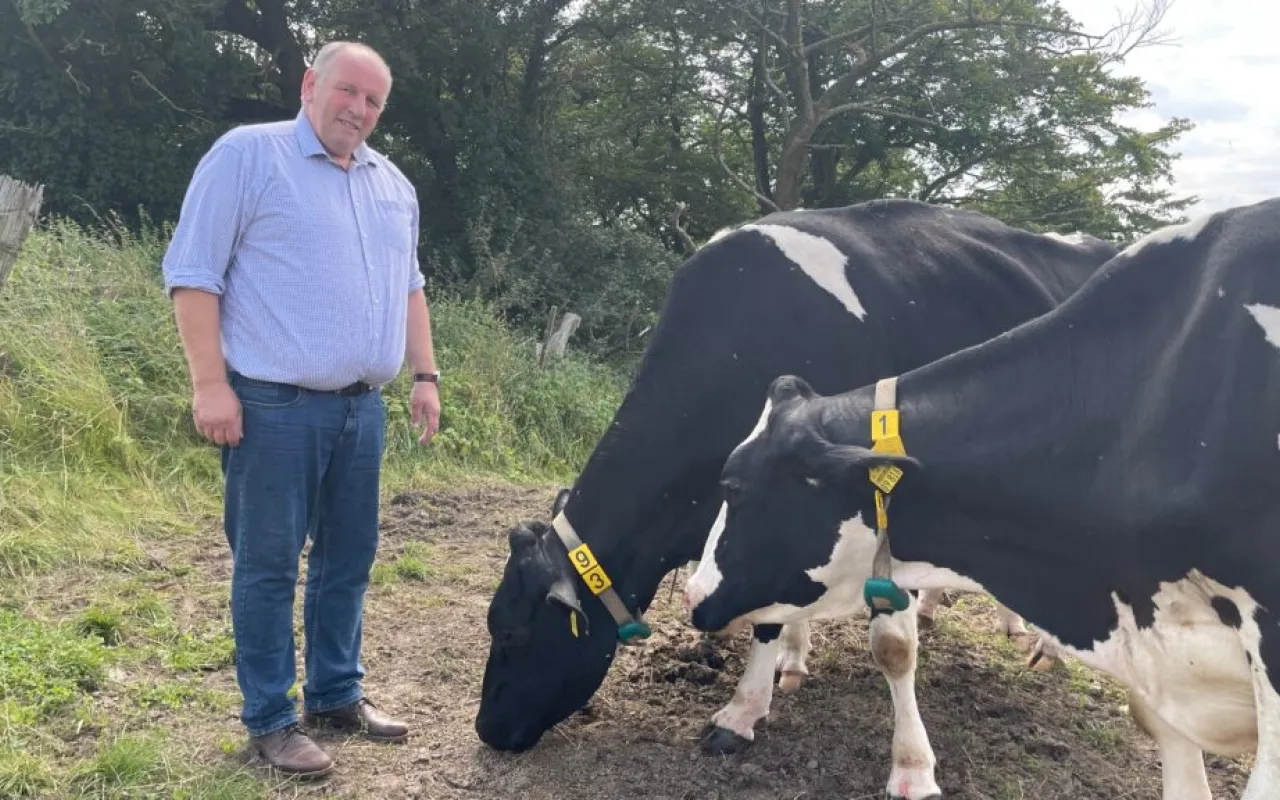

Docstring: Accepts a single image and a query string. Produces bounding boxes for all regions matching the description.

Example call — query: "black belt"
[230,372,378,396]
[334,381,377,396]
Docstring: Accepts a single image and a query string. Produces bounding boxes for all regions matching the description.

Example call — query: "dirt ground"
[150,482,1255,797]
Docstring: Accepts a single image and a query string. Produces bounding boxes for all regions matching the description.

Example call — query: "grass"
[0,215,629,795]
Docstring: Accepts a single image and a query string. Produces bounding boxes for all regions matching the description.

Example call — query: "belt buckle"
[337,381,370,396]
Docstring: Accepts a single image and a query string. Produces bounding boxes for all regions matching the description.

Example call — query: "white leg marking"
[711,634,781,741]
[994,602,1028,636]
[870,593,941,800]
[1233,592,1280,800]
[740,223,867,319]
[776,619,812,692]
[1128,690,1211,800]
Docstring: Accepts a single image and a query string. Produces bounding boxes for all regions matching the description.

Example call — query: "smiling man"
[162,41,441,776]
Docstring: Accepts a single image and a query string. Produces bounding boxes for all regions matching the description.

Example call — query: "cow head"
[476,489,619,752]
[683,375,919,633]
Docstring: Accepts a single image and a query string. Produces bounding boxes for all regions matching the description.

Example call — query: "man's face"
[301,50,390,162]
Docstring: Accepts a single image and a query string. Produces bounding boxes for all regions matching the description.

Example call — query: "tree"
[690,0,1193,237]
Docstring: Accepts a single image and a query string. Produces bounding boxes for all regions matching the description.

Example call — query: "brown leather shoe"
[304,698,409,742]
[249,724,333,776]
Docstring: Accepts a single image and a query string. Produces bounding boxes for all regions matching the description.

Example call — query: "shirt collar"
[294,110,376,167]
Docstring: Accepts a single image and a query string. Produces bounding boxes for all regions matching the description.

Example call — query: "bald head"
[300,41,392,167]
[310,42,392,91]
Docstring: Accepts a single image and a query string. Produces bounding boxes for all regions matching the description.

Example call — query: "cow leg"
[916,588,943,630]
[701,626,782,755]
[1241,626,1280,800]
[991,602,1066,671]
[775,620,811,692]
[869,594,941,800]
[1127,690,1211,800]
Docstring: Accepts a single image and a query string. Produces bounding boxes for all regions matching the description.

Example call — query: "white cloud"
[1054,0,1280,215]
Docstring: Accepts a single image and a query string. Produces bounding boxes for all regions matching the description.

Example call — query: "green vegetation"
[0,221,626,795]
[2,0,1194,358]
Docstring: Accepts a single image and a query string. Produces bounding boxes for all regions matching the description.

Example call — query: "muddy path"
[134,481,1255,798]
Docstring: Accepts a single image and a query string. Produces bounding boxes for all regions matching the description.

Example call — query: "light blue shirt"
[162,110,426,391]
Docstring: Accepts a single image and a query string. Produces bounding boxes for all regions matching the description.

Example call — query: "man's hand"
[410,380,440,445]
[193,381,243,446]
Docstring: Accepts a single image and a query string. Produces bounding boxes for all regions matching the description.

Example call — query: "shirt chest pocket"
[373,199,415,260]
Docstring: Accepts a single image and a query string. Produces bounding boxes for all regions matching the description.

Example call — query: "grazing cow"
[683,197,1280,800]
[476,199,1117,769]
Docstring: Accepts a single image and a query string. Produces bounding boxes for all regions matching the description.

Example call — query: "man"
[161,41,441,776]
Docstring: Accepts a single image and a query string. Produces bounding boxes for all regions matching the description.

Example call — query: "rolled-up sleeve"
[408,196,425,293]
[162,138,252,298]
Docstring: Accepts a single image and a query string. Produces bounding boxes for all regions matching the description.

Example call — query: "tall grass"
[0,217,628,579]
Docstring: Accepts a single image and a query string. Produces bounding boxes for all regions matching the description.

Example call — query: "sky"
[1054,0,1280,215]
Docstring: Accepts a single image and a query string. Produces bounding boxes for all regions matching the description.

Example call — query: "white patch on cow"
[720,515,883,626]
[705,226,736,247]
[741,223,867,320]
[684,400,773,615]
[1045,231,1089,245]
[1245,304,1280,350]
[1061,574,1258,763]
[683,503,728,617]
[1124,213,1214,257]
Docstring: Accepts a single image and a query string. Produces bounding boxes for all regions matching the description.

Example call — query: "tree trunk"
[0,175,44,292]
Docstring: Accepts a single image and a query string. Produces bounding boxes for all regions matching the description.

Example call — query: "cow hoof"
[700,725,752,756]
[777,670,806,693]
[1027,648,1061,672]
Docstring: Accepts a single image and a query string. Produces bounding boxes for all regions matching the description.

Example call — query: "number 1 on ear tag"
[569,611,579,638]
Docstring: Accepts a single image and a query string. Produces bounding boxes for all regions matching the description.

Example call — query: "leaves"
[0,0,1197,354]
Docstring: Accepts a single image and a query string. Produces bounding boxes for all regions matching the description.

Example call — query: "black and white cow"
[684,197,1280,800]
[476,199,1118,770]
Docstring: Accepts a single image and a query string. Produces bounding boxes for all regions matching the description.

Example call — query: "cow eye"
[495,626,531,650]
[720,477,743,503]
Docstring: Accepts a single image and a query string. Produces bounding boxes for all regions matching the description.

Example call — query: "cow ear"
[508,523,540,553]
[552,488,571,518]
[818,444,920,484]
[768,374,816,406]
[546,575,589,636]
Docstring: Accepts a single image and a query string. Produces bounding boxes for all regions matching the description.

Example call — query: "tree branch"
[671,202,697,253]
[812,15,1099,118]
[917,146,1021,201]
[729,1,794,54]
[818,102,944,129]
[710,99,780,213]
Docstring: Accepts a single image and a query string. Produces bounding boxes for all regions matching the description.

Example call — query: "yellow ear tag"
[569,610,579,638]
[875,490,889,530]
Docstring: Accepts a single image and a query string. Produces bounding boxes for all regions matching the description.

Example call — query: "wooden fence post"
[0,175,45,292]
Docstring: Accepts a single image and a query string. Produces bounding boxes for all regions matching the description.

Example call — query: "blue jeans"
[220,373,386,736]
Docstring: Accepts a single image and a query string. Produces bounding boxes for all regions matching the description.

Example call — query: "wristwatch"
[413,371,440,384]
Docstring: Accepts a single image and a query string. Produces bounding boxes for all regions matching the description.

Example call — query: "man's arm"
[161,137,253,446]
[172,288,243,445]
[406,288,440,444]
[173,288,229,389]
